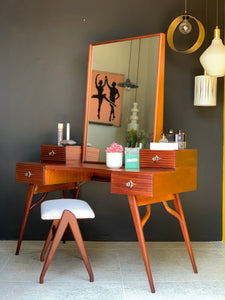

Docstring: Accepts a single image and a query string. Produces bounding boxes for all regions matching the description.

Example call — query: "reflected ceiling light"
[167,0,205,54]
[127,40,142,132]
[194,72,217,106]
[199,0,225,77]
[118,40,138,90]
[118,78,138,89]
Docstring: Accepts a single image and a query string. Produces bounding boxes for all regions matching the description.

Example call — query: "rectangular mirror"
[82,33,165,163]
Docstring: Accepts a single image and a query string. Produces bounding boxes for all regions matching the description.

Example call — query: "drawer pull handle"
[25,171,32,178]
[49,150,56,156]
[126,180,136,189]
[152,155,161,162]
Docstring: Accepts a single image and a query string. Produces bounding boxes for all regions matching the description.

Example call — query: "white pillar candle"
[57,123,63,146]
[66,123,70,140]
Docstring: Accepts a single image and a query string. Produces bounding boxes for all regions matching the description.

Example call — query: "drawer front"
[140,150,176,168]
[16,163,44,185]
[111,172,153,196]
[41,145,66,162]
[85,147,100,162]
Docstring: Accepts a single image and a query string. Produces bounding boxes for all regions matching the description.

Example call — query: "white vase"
[106,152,123,168]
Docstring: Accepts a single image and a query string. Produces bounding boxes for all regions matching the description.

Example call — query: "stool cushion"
[41,199,95,220]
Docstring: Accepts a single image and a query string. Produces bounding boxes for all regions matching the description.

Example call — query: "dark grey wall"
[0,0,223,241]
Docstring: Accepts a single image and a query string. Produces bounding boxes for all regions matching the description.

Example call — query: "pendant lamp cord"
[127,40,132,78]
[134,40,141,103]
[216,0,218,27]
[184,0,187,14]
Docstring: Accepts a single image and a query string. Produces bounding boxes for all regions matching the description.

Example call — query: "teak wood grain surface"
[16,149,197,198]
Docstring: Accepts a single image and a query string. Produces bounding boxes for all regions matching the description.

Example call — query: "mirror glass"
[83,33,165,163]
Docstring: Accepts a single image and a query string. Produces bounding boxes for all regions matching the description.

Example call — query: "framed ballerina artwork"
[88,71,124,126]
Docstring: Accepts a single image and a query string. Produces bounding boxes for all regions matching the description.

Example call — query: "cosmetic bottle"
[175,130,186,149]
[166,129,175,142]
[159,133,168,143]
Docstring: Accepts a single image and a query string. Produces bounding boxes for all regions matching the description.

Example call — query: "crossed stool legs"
[39,199,95,283]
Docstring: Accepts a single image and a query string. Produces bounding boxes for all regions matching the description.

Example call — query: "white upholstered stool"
[39,199,95,284]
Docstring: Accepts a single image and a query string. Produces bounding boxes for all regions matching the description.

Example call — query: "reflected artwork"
[89,71,124,126]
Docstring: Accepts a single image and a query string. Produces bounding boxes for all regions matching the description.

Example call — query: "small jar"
[159,133,168,143]
[166,129,175,142]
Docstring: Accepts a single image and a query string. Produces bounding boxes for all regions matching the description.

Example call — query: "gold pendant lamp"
[167,0,205,54]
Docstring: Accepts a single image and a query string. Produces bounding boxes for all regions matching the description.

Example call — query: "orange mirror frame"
[82,33,165,163]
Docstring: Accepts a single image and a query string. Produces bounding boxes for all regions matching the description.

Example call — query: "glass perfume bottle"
[166,129,175,142]
[159,133,168,143]
[175,130,186,149]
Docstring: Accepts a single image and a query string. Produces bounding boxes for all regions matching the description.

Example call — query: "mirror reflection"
[84,34,164,162]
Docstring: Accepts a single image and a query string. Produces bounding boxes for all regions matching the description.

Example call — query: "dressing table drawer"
[41,145,82,163]
[140,150,176,168]
[111,172,153,197]
[16,163,44,185]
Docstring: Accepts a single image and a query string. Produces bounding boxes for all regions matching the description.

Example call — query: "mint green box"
[125,148,140,169]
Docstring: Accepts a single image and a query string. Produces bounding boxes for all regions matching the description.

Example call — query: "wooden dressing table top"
[16,149,197,198]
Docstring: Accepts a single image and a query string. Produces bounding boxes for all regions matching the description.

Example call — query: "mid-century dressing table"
[15,33,198,293]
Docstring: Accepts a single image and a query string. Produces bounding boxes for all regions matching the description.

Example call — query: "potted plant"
[137,130,149,149]
[126,129,138,148]
[126,129,149,148]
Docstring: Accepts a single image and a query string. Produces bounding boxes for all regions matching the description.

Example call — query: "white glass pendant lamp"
[194,73,217,106]
[200,27,225,77]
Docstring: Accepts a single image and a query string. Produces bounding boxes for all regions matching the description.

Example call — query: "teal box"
[125,148,140,169]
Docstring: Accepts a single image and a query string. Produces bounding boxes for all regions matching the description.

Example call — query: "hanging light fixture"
[118,40,138,90]
[194,71,217,106]
[167,0,205,54]
[178,0,192,35]
[127,40,141,131]
[200,27,225,77]
[200,0,225,77]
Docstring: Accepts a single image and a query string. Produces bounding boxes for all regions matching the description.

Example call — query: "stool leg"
[40,220,59,262]
[40,214,69,283]
[62,184,81,244]
[68,211,94,282]
[62,225,70,244]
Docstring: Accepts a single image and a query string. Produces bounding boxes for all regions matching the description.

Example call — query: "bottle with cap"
[159,133,168,143]
[166,129,175,142]
[175,130,186,149]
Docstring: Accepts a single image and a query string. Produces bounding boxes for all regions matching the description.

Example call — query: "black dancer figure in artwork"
[106,77,120,122]
[91,74,108,119]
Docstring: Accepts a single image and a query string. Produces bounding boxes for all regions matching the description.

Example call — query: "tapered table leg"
[15,184,36,255]
[173,193,198,273]
[128,195,155,293]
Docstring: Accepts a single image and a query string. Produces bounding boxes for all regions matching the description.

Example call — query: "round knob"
[152,155,161,162]
[126,180,136,189]
[25,171,32,178]
[49,150,56,156]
